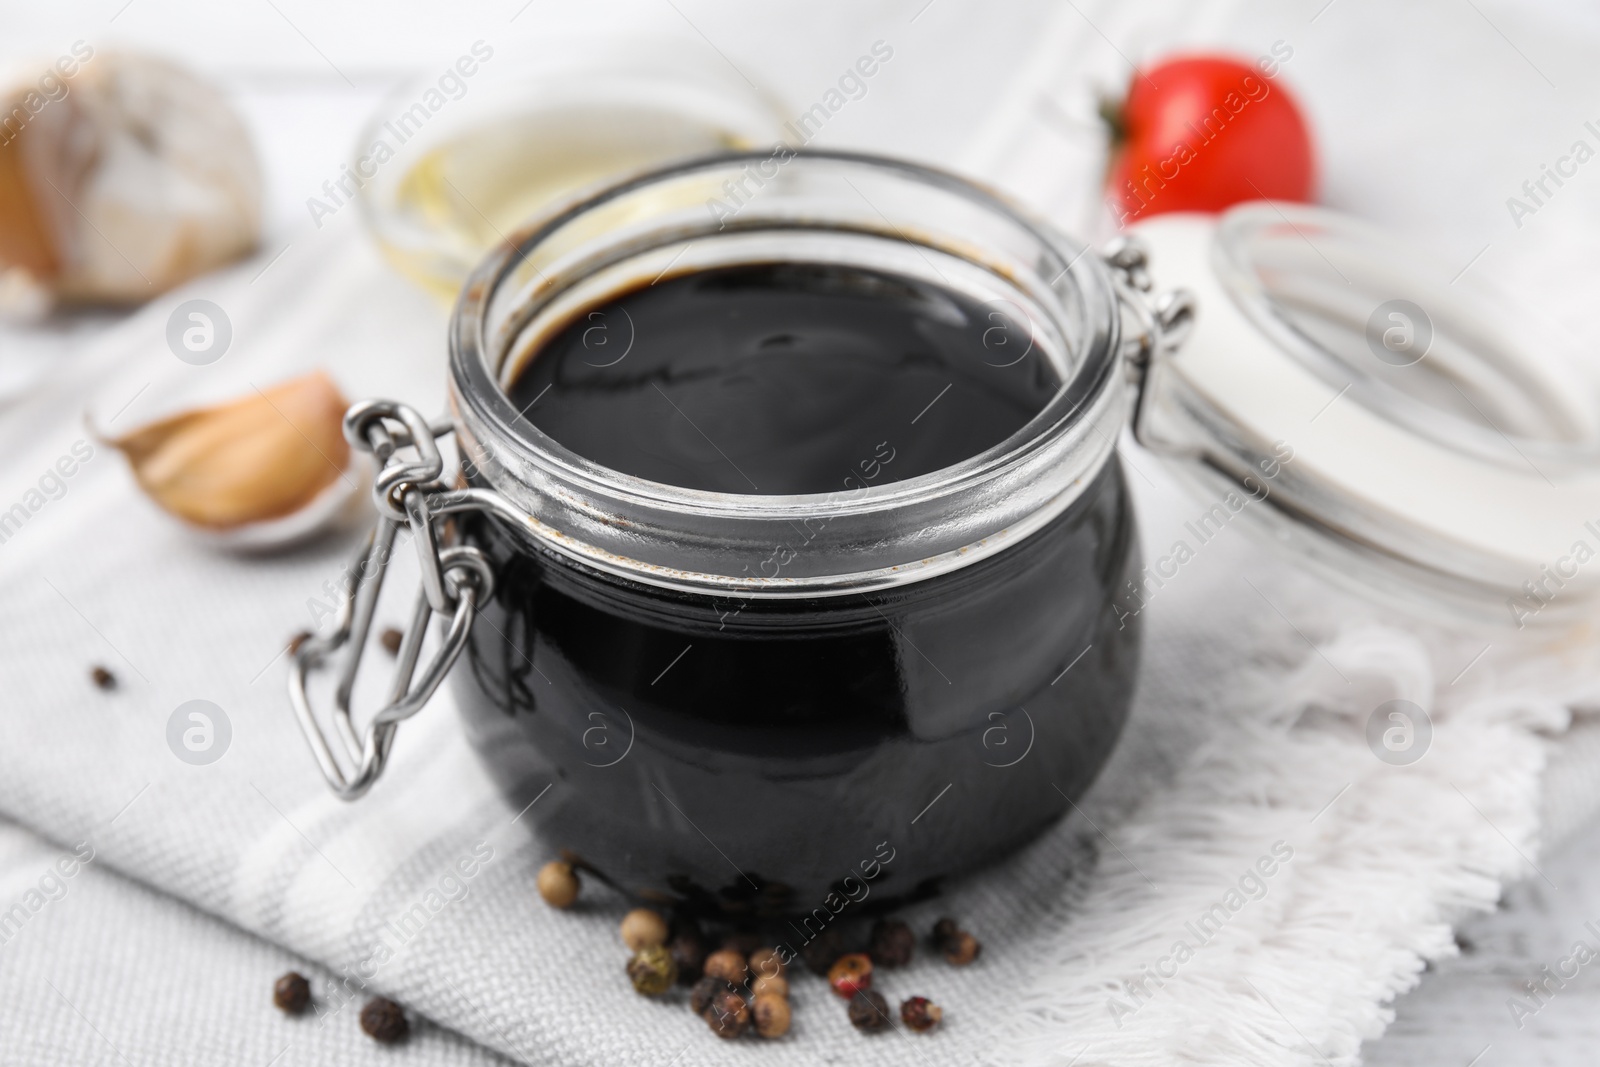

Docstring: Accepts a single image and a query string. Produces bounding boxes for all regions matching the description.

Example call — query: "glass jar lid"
[1130,203,1600,633]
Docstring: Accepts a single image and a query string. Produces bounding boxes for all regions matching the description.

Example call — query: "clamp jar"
[442,152,1170,913]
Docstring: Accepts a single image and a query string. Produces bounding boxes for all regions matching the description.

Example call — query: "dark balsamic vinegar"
[458,262,1141,917]
[504,263,1061,494]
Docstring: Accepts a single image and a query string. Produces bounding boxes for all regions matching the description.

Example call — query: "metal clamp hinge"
[288,400,498,800]
[1102,234,1197,453]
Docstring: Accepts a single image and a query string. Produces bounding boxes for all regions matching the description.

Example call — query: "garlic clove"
[109,371,352,529]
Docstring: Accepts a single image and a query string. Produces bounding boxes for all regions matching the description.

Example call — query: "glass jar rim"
[447,151,1128,596]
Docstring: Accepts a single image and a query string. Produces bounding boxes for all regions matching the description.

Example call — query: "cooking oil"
[369,104,756,301]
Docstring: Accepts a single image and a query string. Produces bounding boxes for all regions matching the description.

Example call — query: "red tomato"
[1105,54,1315,225]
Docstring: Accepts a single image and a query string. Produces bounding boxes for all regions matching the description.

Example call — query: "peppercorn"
[627,944,678,995]
[379,628,403,656]
[930,917,982,965]
[90,665,116,690]
[827,952,873,999]
[944,930,981,966]
[670,932,707,985]
[800,928,846,976]
[748,946,785,981]
[900,996,942,1032]
[690,976,734,1016]
[847,990,891,1032]
[752,973,789,999]
[752,992,791,1039]
[870,918,915,968]
[620,908,669,951]
[703,948,748,985]
[359,997,408,1044]
[536,860,579,908]
[704,988,751,1039]
[272,971,310,1014]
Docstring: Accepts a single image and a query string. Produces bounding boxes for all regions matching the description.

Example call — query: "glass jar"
[445,153,1152,912]
[290,152,1600,917]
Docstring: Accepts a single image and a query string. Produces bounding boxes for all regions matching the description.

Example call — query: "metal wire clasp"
[288,400,497,800]
[1102,234,1197,453]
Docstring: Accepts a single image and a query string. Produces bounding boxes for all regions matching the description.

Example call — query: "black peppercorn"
[870,918,915,968]
[359,997,409,1043]
[272,971,310,1014]
[670,932,708,984]
[690,975,734,1016]
[847,990,891,1032]
[800,927,846,976]
[931,917,960,951]
[704,988,751,1039]
[90,665,116,690]
[379,628,403,656]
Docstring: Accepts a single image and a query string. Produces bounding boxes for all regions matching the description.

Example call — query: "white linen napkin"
[0,816,510,1066]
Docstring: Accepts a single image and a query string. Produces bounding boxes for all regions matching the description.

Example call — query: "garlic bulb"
[109,372,352,530]
[0,49,261,311]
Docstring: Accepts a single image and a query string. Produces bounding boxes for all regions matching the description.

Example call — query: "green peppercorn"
[627,944,678,995]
